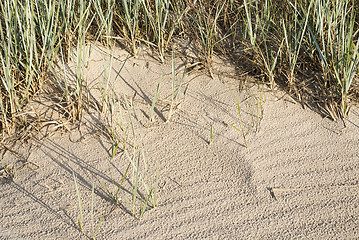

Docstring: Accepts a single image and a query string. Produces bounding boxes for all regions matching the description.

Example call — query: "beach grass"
[1,0,359,224]
[1,0,358,136]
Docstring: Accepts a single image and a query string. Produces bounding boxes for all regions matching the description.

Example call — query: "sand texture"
[1,47,359,239]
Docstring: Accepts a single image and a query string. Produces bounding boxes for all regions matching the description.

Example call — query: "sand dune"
[1,48,358,239]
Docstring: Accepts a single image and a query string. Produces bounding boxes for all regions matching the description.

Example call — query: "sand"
[1,46,359,239]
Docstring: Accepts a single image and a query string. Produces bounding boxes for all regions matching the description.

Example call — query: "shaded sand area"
[1,47,359,239]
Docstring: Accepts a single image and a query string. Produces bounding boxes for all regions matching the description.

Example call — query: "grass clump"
[73,172,103,239]
[102,94,159,220]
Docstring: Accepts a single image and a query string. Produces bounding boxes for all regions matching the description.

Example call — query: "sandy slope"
[1,47,359,239]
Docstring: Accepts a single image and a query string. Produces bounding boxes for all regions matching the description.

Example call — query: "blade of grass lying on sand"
[227,98,249,148]
[73,171,83,232]
[227,88,265,148]
[90,176,103,240]
[148,79,161,127]
[167,51,185,122]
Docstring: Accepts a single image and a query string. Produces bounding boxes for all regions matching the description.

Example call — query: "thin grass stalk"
[140,135,157,208]
[141,0,170,62]
[243,0,283,87]
[92,0,115,43]
[73,0,94,120]
[139,188,152,220]
[167,51,184,122]
[283,0,314,83]
[148,80,161,127]
[190,0,228,65]
[123,95,153,199]
[132,152,141,216]
[91,177,95,239]
[164,1,196,51]
[0,0,20,126]
[120,0,141,57]
[73,171,84,232]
